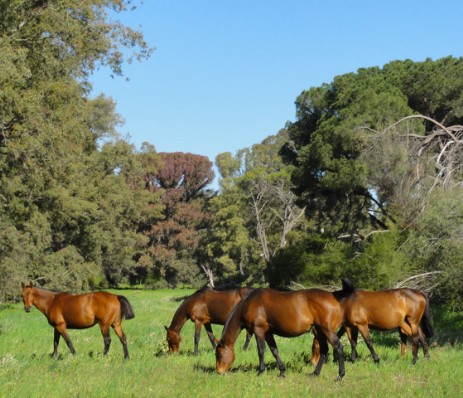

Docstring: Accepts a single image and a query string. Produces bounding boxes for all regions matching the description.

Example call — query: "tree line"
[1,2,462,309]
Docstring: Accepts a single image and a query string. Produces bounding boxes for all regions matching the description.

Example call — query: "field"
[1,289,462,398]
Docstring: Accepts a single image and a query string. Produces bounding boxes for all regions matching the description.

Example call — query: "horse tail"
[341,278,356,295]
[333,278,356,302]
[420,294,434,338]
[118,295,135,320]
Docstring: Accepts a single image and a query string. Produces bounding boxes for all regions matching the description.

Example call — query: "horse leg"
[242,331,252,350]
[100,324,111,356]
[357,324,380,364]
[204,323,217,349]
[409,323,421,365]
[399,329,407,357]
[52,329,60,358]
[311,331,329,377]
[193,321,202,355]
[418,327,430,359]
[325,330,345,381]
[332,326,346,363]
[265,333,286,377]
[55,324,76,355]
[112,322,130,359]
[311,336,320,366]
[255,332,266,375]
[346,326,359,362]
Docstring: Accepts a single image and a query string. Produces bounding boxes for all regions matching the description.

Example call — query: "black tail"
[333,278,356,301]
[341,278,356,295]
[118,296,135,320]
[420,295,434,338]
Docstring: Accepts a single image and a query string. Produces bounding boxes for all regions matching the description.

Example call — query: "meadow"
[1,288,462,398]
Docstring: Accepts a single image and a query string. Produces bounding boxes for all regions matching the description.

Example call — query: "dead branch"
[394,271,444,293]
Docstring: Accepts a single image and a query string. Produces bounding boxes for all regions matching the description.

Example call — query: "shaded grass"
[1,289,462,397]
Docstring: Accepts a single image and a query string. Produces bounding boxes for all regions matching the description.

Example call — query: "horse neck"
[169,301,188,331]
[220,303,243,348]
[32,288,58,315]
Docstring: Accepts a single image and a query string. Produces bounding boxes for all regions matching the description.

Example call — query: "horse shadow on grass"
[193,359,319,376]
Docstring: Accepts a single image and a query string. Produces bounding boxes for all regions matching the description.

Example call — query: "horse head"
[165,326,181,353]
[21,282,35,312]
[215,340,235,374]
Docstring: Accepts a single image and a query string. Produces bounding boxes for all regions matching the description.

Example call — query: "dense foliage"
[0,0,153,297]
[275,57,463,307]
[1,1,462,308]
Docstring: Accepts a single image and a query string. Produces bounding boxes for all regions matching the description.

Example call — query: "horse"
[215,284,354,381]
[21,282,135,359]
[332,281,434,365]
[165,287,254,355]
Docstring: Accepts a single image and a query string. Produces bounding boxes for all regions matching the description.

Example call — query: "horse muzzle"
[24,306,31,313]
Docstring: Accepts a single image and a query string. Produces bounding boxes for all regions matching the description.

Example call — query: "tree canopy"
[1,1,462,312]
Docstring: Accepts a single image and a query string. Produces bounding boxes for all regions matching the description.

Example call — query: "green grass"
[1,289,462,397]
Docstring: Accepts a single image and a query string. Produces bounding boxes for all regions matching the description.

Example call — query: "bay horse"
[216,285,353,381]
[165,287,253,355]
[21,283,135,359]
[333,281,434,365]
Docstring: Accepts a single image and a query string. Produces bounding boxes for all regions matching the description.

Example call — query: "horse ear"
[21,282,25,288]
[164,326,169,332]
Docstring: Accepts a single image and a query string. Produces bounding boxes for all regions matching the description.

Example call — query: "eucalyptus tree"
[207,130,307,286]
[0,1,152,298]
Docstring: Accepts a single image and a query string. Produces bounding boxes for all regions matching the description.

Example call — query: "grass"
[1,289,462,397]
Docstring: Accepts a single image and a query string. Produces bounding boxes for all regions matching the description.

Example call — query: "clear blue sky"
[90,0,463,168]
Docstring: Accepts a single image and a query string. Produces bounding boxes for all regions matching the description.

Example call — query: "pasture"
[0,288,462,397]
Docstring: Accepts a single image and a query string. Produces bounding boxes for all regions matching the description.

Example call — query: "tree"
[0,1,152,298]
[282,57,463,299]
[207,130,307,286]
[142,152,215,287]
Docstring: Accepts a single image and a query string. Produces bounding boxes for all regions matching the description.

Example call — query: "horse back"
[241,289,342,337]
[49,291,122,328]
[343,288,427,328]
[187,289,244,324]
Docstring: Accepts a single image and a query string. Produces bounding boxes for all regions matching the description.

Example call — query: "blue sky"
[90,0,463,170]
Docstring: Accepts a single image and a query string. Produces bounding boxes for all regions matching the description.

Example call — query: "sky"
[90,0,463,171]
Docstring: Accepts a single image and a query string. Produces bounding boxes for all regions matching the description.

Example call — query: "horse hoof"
[278,373,286,378]
[336,375,344,382]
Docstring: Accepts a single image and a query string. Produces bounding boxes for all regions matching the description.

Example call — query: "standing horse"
[21,283,135,359]
[338,283,434,365]
[216,286,351,381]
[165,287,253,355]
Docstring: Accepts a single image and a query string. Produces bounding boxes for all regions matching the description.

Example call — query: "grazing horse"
[336,282,434,365]
[21,283,135,359]
[165,287,253,355]
[216,286,352,381]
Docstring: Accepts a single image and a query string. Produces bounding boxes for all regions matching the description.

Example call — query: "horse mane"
[30,285,66,294]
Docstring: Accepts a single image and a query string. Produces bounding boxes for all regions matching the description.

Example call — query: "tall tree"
[0,0,152,298]
[142,152,215,286]
[282,57,463,297]
[207,130,306,285]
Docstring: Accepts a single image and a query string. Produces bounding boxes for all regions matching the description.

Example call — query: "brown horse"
[216,287,350,380]
[165,287,253,355]
[335,281,434,365]
[21,283,135,359]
